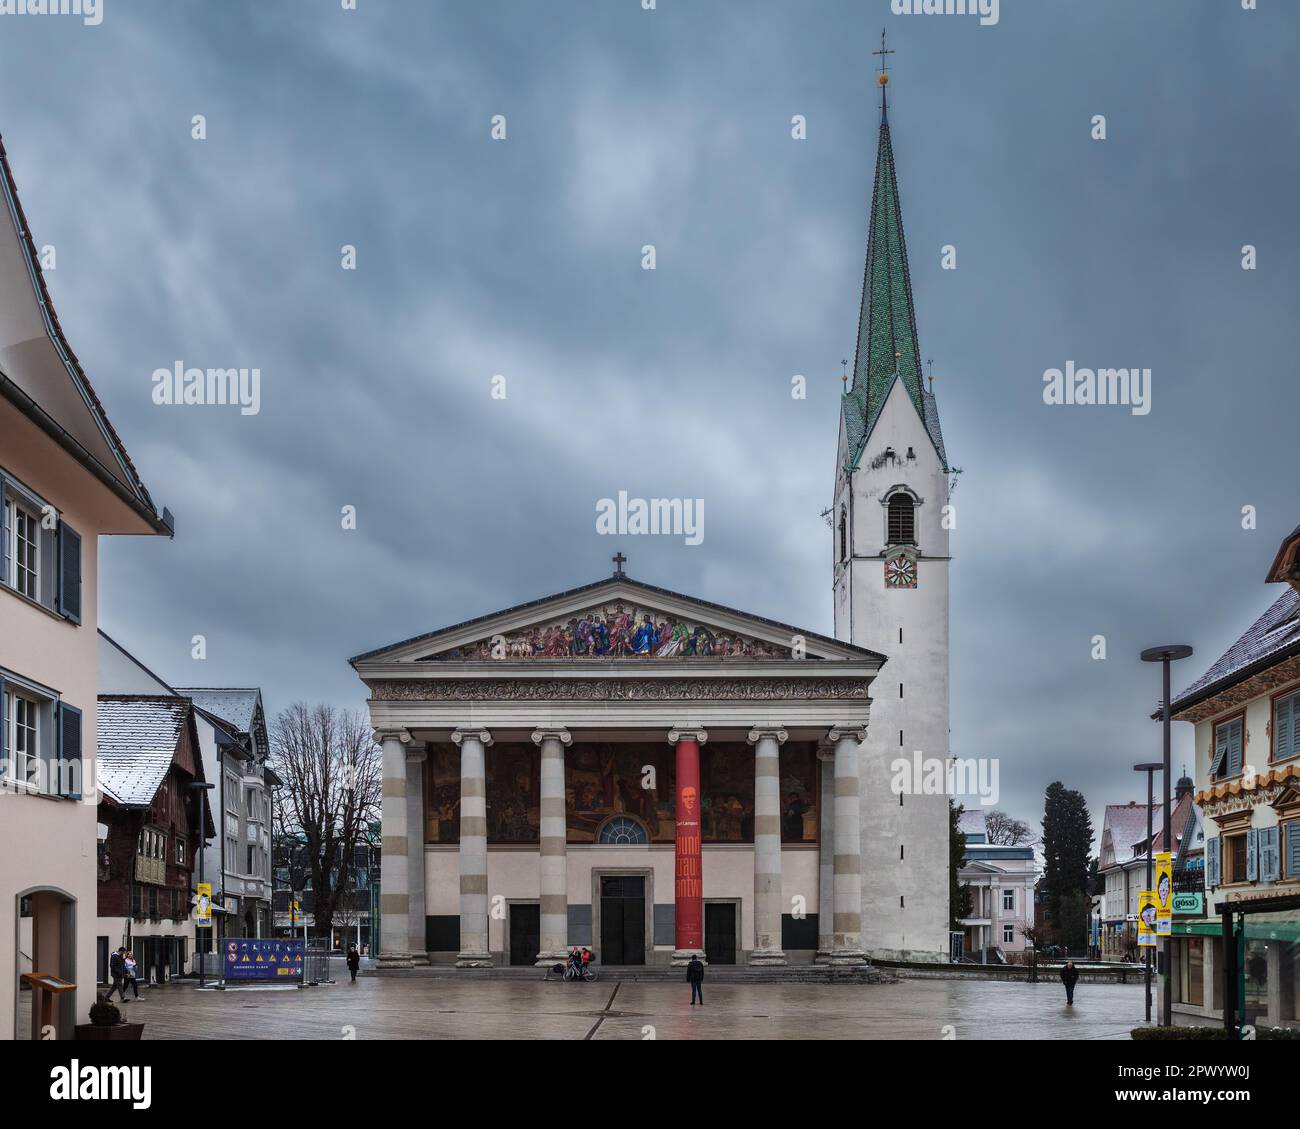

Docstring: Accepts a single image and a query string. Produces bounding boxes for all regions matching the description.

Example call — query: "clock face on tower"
[885,555,918,589]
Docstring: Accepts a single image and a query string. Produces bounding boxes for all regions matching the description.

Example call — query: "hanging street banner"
[224,938,305,981]
[1137,890,1158,948]
[196,883,212,929]
[1155,852,1173,936]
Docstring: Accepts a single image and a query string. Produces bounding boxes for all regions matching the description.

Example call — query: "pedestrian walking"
[346,943,361,983]
[1060,959,1079,1006]
[686,954,705,1006]
[108,947,129,1003]
[123,951,141,998]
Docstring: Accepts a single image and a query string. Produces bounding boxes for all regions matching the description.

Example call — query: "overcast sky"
[3,0,1296,846]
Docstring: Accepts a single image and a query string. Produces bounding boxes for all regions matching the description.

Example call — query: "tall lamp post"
[188,780,215,989]
[1133,761,1162,1024]
[1140,643,1193,1029]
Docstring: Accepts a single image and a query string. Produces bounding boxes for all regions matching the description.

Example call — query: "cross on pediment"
[611,552,627,577]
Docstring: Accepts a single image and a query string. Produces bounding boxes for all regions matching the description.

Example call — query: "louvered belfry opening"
[887,493,915,545]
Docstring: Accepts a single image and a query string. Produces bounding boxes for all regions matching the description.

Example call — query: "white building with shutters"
[0,135,173,1040]
[1167,522,1300,1028]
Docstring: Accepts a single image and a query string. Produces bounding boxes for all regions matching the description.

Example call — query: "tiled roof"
[842,104,947,472]
[1171,588,1300,711]
[1103,803,1155,865]
[957,809,986,837]
[0,134,169,534]
[174,689,260,734]
[96,696,189,807]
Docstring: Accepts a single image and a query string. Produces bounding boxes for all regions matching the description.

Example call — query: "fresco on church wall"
[430,602,793,660]
[426,741,819,845]
[566,744,676,843]
[778,745,819,843]
[424,746,460,844]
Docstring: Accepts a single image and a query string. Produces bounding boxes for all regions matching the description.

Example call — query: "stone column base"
[749,949,788,966]
[534,951,570,966]
[828,949,868,966]
[377,953,416,970]
[670,949,706,966]
[813,949,832,964]
[455,952,493,968]
[408,952,430,967]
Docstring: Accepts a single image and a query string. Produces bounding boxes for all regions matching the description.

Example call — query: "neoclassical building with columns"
[350,572,884,967]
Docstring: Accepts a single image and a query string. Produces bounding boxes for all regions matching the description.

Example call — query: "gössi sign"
[1172,892,1204,915]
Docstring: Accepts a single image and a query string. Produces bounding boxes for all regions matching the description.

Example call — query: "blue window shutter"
[1246,828,1259,882]
[1206,837,1221,888]
[56,702,83,800]
[1260,826,1281,883]
[56,521,81,625]
[1211,725,1230,776]
[1287,823,1300,880]
[1276,693,1297,760]
[1228,719,1244,776]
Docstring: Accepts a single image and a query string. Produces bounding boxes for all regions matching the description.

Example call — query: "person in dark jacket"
[346,943,361,983]
[108,947,129,1003]
[1060,960,1079,1005]
[686,955,705,1006]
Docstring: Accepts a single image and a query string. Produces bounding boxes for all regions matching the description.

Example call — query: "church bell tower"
[832,37,951,962]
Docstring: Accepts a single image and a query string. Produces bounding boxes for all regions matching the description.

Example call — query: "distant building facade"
[955,809,1037,962]
[1168,523,1300,1029]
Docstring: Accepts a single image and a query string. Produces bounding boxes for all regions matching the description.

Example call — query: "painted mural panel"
[429,601,795,660]
[700,743,755,842]
[424,745,460,844]
[779,744,819,843]
[566,743,675,843]
[485,744,539,843]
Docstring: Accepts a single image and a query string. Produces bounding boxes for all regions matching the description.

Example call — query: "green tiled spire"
[843,82,945,470]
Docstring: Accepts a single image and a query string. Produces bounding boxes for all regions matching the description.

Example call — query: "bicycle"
[563,962,597,982]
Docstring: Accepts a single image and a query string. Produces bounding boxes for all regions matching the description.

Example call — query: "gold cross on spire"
[872,27,895,93]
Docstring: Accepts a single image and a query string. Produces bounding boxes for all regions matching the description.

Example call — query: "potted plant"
[73,994,144,1041]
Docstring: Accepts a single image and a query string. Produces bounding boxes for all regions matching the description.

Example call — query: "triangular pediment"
[350,575,884,667]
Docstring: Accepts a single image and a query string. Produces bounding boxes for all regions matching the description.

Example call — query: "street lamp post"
[1141,643,1193,1030]
[188,781,215,989]
[1133,761,1162,1024]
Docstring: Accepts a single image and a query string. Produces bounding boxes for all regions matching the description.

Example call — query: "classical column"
[815,740,835,963]
[748,726,788,965]
[452,727,492,967]
[377,731,414,968]
[668,727,707,965]
[405,743,428,965]
[828,724,868,964]
[532,725,572,964]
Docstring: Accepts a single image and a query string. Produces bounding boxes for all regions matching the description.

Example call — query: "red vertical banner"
[674,736,703,952]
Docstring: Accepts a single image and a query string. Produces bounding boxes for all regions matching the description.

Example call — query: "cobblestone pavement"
[118,962,1146,1040]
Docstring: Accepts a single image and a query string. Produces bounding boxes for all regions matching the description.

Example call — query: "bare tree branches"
[269,703,380,942]
[985,809,1035,846]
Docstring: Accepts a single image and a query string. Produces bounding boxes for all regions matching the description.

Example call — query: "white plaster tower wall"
[837,378,951,961]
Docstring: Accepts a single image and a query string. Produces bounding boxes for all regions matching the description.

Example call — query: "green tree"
[949,799,972,929]
[1040,781,1093,950]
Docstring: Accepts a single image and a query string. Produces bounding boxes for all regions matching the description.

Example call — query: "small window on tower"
[887,493,915,545]
[838,506,848,562]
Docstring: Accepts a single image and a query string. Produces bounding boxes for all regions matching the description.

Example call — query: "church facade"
[356,73,952,967]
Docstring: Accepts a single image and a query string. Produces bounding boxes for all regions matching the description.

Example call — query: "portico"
[351,573,883,968]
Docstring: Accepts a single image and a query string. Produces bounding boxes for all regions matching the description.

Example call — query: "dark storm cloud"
[3,0,1296,845]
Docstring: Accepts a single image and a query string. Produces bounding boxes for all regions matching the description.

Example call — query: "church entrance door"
[599,876,645,965]
[509,904,540,966]
[705,902,736,965]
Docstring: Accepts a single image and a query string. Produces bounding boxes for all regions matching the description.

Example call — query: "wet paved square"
[121,962,1146,1040]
